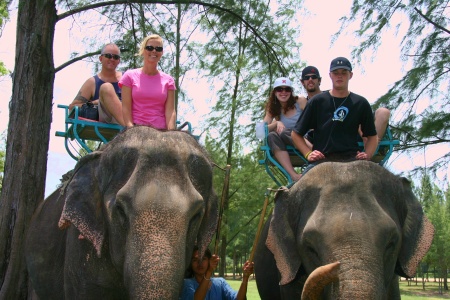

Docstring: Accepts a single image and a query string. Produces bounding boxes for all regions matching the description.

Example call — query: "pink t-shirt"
[119,69,176,129]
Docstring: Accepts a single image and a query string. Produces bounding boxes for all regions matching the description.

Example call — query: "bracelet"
[304,151,312,159]
[203,275,211,281]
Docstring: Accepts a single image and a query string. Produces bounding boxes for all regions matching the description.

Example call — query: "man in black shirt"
[292,57,378,172]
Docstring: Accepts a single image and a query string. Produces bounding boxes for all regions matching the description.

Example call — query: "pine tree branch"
[55,49,130,73]
[414,7,450,35]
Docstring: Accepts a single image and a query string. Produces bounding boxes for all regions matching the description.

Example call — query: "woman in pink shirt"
[120,34,176,129]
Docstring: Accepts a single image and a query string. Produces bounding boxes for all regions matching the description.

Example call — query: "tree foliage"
[0,0,10,31]
[419,172,450,290]
[0,0,304,297]
[204,132,276,276]
[191,0,302,275]
[0,0,11,76]
[339,0,450,176]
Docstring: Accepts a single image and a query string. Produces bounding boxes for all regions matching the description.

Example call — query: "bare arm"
[292,130,325,161]
[165,90,176,130]
[263,111,287,134]
[263,112,277,132]
[236,261,254,300]
[121,85,134,127]
[194,255,219,300]
[357,135,378,160]
[296,96,308,111]
[68,77,95,110]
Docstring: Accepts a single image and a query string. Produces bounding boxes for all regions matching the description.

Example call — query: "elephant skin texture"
[254,160,434,300]
[25,126,219,300]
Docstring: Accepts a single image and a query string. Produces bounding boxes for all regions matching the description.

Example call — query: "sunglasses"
[101,53,120,60]
[145,45,163,52]
[275,87,292,93]
[302,75,318,80]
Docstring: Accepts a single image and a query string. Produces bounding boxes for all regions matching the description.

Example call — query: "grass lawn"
[399,279,450,299]
[226,278,260,300]
[225,277,450,300]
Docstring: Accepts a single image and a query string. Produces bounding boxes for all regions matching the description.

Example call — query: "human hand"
[242,261,254,278]
[208,255,220,273]
[356,151,370,160]
[276,121,285,134]
[307,150,325,162]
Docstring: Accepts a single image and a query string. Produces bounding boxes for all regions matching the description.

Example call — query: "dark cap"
[302,66,321,80]
[330,57,352,72]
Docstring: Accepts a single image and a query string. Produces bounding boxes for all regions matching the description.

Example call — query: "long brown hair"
[264,89,297,120]
[184,246,212,278]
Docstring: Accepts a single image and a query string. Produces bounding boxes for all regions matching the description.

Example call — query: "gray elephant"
[25,126,218,299]
[254,160,434,299]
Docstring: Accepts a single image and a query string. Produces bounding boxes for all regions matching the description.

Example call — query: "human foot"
[291,173,302,182]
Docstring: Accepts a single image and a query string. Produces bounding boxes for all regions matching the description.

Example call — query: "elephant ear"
[195,165,219,260]
[58,151,105,257]
[196,188,219,259]
[396,177,435,278]
[266,189,301,285]
[185,153,220,261]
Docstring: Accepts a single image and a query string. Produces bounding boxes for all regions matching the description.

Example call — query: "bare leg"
[99,83,125,126]
[374,108,390,141]
[273,150,302,181]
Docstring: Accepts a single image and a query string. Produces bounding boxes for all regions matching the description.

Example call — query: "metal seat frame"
[55,104,194,161]
[259,123,400,186]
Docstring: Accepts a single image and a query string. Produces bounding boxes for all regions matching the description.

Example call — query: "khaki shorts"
[98,101,120,124]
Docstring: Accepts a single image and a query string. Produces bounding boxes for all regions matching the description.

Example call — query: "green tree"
[0,0,303,297]
[194,0,302,275]
[0,0,11,76]
[418,171,449,290]
[339,0,450,175]
[204,133,275,276]
[0,0,9,24]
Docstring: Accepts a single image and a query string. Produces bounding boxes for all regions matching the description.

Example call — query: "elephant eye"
[114,201,128,229]
[306,246,319,258]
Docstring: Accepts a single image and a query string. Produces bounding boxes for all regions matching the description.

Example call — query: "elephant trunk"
[301,262,340,300]
[302,261,387,299]
[124,210,191,299]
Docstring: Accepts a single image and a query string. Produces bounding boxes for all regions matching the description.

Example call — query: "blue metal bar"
[56,104,195,161]
[259,122,400,187]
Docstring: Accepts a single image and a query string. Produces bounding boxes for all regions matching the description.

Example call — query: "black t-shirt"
[293,91,376,156]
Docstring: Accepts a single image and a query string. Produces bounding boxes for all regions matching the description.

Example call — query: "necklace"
[331,92,350,122]
[331,92,350,110]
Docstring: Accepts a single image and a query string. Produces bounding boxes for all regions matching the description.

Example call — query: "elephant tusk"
[301,261,340,300]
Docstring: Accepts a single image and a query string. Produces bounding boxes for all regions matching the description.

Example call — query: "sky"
[0,0,448,197]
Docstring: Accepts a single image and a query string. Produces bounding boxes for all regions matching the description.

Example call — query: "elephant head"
[263,160,434,299]
[58,126,219,299]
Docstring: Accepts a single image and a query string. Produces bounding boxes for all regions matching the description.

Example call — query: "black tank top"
[90,75,122,101]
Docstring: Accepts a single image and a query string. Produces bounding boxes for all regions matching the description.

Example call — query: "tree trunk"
[232,248,236,280]
[0,0,57,299]
[444,267,448,291]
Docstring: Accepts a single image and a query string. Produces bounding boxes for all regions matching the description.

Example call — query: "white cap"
[273,77,293,90]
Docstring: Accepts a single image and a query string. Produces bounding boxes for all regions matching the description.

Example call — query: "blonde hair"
[138,34,164,56]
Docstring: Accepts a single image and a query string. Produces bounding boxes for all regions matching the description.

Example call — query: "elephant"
[254,160,434,299]
[25,126,219,300]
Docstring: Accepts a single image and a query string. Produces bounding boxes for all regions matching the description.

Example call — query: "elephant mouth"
[301,262,340,300]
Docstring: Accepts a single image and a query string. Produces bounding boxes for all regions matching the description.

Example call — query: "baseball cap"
[302,66,321,79]
[330,57,352,72]
[273,77,293,90]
